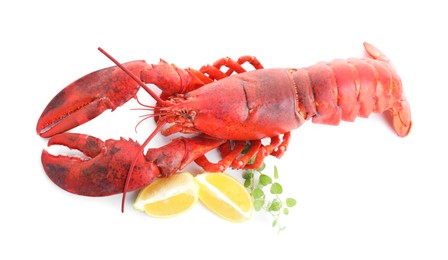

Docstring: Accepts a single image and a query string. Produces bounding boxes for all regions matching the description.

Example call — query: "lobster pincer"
[42,133,226,197]
[42,133,160,196]
[36,56,210,138]
[37,61,149,138]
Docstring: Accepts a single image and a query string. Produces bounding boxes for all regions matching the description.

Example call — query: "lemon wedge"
[133,172,199,218]
[195,172,253,222]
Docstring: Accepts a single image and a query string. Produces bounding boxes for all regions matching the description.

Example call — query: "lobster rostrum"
[37,43,412,204]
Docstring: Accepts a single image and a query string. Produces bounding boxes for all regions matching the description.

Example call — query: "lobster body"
[177,68,302,140]
[37,43,411,198]
[171,52,409,140]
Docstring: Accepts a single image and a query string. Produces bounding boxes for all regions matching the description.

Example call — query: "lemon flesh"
[134,172,199,218]
[195,172,253,222]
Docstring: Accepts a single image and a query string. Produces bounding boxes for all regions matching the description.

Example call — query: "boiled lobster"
[37,43,412,204]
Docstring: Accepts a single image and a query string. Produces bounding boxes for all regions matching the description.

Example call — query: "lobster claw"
[42,133,160,196]
[36,61,151,138]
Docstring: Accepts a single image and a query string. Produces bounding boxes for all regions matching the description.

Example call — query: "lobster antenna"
[98,47,170,106]
[121,121,167,212]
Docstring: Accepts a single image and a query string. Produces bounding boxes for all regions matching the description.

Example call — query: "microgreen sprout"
[243,165,296,232]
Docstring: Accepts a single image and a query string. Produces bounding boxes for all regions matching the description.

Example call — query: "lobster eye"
[186,111,196,120]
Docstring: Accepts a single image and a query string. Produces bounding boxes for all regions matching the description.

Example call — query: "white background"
[1,1,447,259]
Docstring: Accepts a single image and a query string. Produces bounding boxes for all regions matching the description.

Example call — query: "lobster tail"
[292,43,411,137]
[388,99,412,137]
[364,42,412,137]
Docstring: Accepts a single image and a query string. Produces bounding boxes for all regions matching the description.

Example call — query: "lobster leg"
[200,56,264,80]
[195,141,247,172]
[231,140,262,168]
[223,55,264,75]
[135,55,262,99]
[240,133,291,169]
[192,141,258,171]
[199,132,291,171]
[271,132,291,158]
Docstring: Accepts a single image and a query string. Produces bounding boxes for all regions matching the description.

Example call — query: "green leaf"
[259,174,272,186]
[247,155,256,165]
[244,178,251,188]
[253,188,265,199]
[254,199,265,211]
[269,199,282,211]
[241,164,294,232]
[286,198,297,207]
[270,182,283,194]
[241,143,251,154]
[242,172,253,180]
[257,162,266,172]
